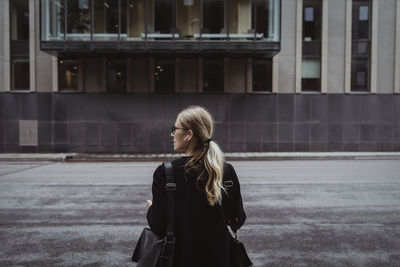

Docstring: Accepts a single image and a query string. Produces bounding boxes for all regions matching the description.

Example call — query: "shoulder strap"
[163,162,176,243]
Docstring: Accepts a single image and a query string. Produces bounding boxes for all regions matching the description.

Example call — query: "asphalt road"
[0,159,399,266]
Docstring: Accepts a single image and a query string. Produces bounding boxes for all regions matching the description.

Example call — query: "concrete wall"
[327,0,346,94]
[35,0,53,93]
[278,0,296,93]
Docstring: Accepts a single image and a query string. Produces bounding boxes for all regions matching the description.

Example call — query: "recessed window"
[302,0,322,91]
[351,59,370,91]
[351,0,371,92]
[253,59,272,92]
[59,58,79,91]
[154,59,174,93]
[203,58,224,92]
[107,59,127,92]
[10,0,30,91]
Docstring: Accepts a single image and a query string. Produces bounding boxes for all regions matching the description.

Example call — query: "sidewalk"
[0,152,400,162]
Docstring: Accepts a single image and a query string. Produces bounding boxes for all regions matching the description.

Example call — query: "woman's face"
[171,119,189,152]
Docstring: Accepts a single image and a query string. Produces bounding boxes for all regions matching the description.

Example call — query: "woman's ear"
[187,129,194,140]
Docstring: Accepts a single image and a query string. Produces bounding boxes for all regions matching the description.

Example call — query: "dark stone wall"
[1,92,399,153]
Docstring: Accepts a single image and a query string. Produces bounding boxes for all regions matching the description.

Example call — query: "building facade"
[1,0,399,153]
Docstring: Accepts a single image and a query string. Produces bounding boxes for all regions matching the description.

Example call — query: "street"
[0,159,399,266]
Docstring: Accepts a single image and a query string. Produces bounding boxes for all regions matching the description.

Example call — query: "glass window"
[203,58,224,92]
[351,0,371,92]
[66,0,91,38]
[10,0,30,91]
[94,0,127,39]
[11,0,29,40]
[351,59,369,91]
[154,0,174,34]
[177,0,200,39]
[154,59,175,93]
[127,0,146,39]
[302,0,321,91]
[107,59,127,92]
[203,0,225,34]
[249,0,280,41]
[352,0,371,40]
[59,58,79,91]
[303,0,321,42]
[41,0,65,40]
[11,59,30,90]
[253,59,272,92]
[252,1,269,37]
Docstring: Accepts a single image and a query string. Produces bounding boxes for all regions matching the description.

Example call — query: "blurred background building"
[0,0,399,153]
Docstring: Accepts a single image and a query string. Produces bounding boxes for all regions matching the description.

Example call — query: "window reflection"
[127,0,146,39]
[155,0,174,34]
[203,58,224,92]
[94,0,127,39]
[59,58,79,91]
[154,59,175,93]
[107,59,127,92]
[66,0,91,38]
[41,0,280,42]
[177,0,200,39]
[253,59,272,92]
[203,0,225,34]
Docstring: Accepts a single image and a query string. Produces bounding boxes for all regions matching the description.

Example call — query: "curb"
[1,152,400,162]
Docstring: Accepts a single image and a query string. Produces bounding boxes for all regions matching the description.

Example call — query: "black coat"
[146,156,246,267]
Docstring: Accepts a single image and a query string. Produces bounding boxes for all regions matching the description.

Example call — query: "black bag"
[220,181,253,267]
[132,162,176,267]
[228,231,253,267]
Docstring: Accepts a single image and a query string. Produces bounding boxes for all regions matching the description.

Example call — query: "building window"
[127,0,147,39]
[247,0,280,41]
[202,0,225,34]
[10,0,30,91]
[155,0,174,34]
[107,59,127,92]
[66,0,91,36]
[351,0,371,92]
[154,59,175,93]
[253,59,272,92]
[252,1,269,37]
[176,0,200,39]
[203,58,224,92]
[59,57,79,91]
[302,0,322,91]
[94,0,127,38]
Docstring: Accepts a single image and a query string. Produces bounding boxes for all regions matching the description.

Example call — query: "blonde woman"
[145,105,246,267]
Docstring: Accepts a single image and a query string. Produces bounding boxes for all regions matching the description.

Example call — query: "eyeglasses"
[171,126,187,135]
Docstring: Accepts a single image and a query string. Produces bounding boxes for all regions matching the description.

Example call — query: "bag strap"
[163,162,176,244]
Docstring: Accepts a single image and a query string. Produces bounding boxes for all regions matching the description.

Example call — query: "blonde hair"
[177,105,226,206]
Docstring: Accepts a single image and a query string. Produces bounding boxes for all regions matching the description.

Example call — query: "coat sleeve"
[146,164,166,238]
[222,163,246,232]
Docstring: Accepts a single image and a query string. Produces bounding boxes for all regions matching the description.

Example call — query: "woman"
[146,105,246,267]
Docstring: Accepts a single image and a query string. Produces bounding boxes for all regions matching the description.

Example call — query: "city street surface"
[0,159,399,266]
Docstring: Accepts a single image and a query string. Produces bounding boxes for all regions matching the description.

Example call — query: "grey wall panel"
[1,93,399,152]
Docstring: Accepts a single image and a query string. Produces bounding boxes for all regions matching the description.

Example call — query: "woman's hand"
[146,200,152,209]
